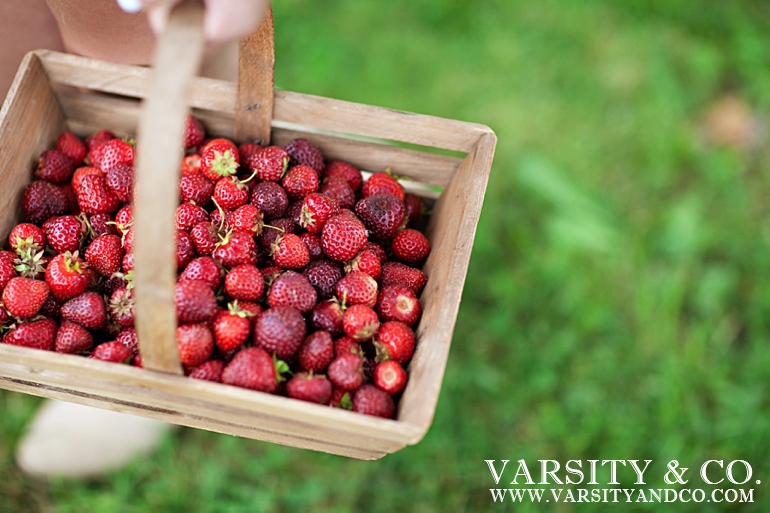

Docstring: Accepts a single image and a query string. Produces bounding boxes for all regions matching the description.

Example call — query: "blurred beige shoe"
[16,400,175,478]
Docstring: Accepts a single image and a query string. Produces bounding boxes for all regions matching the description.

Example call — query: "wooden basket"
[0,1,495,460]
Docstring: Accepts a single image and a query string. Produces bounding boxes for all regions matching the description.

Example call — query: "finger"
[203,0,268,43]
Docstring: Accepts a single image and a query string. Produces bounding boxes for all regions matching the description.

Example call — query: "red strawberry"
[9,223,46,254]
[310,300,344,335]
[213,302,253,351]
[286,373,333,404]
[376,321,415,363]
[259,219,295,250]
[105,163,134,202]
[189,359,225,382]
[333,336,362,358]
[121,227,134,252]
[238,142,264,164]
[91,341,132,363]
[180,257,223,290]
[327,353,365,391]
[221,346,285,393]
[381,262,427,293]
[267,271,317,313]
[116,327,138,355]
[324,161,362,192]
[71,167,104,196]
[45,252,89,301]
[184,115,205,149]
[133,354,144,367]
[392,228,430,263]
[224,264,264,301]
[342,304,380,341]
[2,277,50,319]
[175,204,209,232]
[250,181,288,219]
[56,132,87,166]
[55,321,94,354]
[181,154,202,175]
[230,204,266,236]
[298,330,334,372]
[320,176,356,210]
[23,180,69,225]
[363,242,387,262]
[353,384,395,419]
[44,216,84,254]
[302,259,343,299]
[253,305,306,359]
[179,172,214,206]
[36,149,74,184]
[115,205,133,229]
[248,145,289,182]
[85,130,114,150]
[93,139,134,173]
[336,270,378,308]
[61,291,106,330]
[362,171,405,200]
[109,287,135,327]
[285,138,324,173]
[238,300,263,325]
[282,165,319,199]
[404,193,422,223]
[176,229,195,270]
[213,175,252,210]
[177,323,214,367]
[121,252,133,272]
[190,221,219,256]
[271,233,310,270]
[0,257,16,292]
[85,234,124,277]
[355,195,406,239]
[299,193,339,233]
[175,280,218,323]
[200,138,239,181]
[212,229,257,269]
[299,232,323,261]
[4,317,57,351]
[87,213,119,238]
[345,249,381,281]
[321,214,368,262]
[77,174,121,214]
[377,285,421,326]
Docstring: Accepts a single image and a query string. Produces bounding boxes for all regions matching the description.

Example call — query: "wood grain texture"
[133,0,205,375]
[235,7,274,144]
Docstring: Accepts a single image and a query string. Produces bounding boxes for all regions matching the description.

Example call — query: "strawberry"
[286,373,333,404]
[213,302,253,351]
[299,233,323,261]
[114,205,133,229]
[285,200,304,229]
[200,138,239,181]
[176,229,195,270]
[298,330,334,372]
[230,204,266,236]
[116,327,138,355]
[175,280,218,323]
[61,291,106,330]
[282,165,319,199]
[189,359,225,382]
[345,249,381,281]
[333,336,362,358]
[71,167,104,196]
[404,193,422,223]
[179,172,214,206]
[327,353,365,391]
[321,214,368,262]
[181,154,202,175]
[121,252,134,272]
[184,115,205,149]
[93,139,134,173]
[9,223,46,254]
[224,264,264,301]
[23,180,69,225]
[44,216,84,254]
[213,175,252,210]
[392,228,430,263]
[285,138,324,173]
[238,300,263,326]
[336,270,378,308]
[180,257,223,290]
[248,146,289,182]
[221,346,285,393]
[238,142,264,164]
[109,287,135,327]
[190,221,219,256]
[355,195,406,239]
[353,384,395,419]
[121,227,134,252]
[177,323,214,367]
[0,257,16,292]
[377,285,421,326]
[85,234,124,277]
[56,132,87,166]
[45,251,89,301]
[362,171,405,200]
[91,341,132,363]
[77,174,121,214]
[320,176,356,210]
[324,161,362,192]
[271,233,310,269]
[330,387,353,409]
[250,181,288,220]
[175,204,209,232]
[310,300,344,335]
[87,213,119,238]
[36,149,74,184]
[133,354,144,367]
[55,321,94,354]
[259,219,294,250]
[380,262,427,293]
[376,321,415,363]
[299,193,339,233]
[302,259,343,299]
[213,229,257,269]
[2,277,50,318]
[105,163,134,202]
[4,317,57,351]
[267,271,317,313]
[253,305,306,359]
[85,130,114,150]
[342,304,380,341]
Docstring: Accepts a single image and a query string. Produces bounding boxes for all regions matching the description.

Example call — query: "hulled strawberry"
[298,330,334,372]
[342,304,380,341]
[55,321,94,354]
[180,256,223,290]
[184,115,205,149]
[355,194,406,240]
[282,165,319,199]
[36,149,74,184]
[2,277,50,318]
[376,321,415,363]
[248,145,289,182]
[200,138,239,181]
[222,346,286,393]
[177,323,214,368]
[321,214,368,262]
[175,280,218,323]
[213,302,253,351]
[267,271,317,313]
[224,264,264,301]
[271,233,310,270]
[310,299,344,335]
[253,305,306,359]
[286,373,332,404]
[85,234,124,277]
[377,285,421,326]
[77,174,121,214]
[4,317,57,351]
[324,161,362,192]
[250,181,288,219]
[327,353,365,391]
[179,172,214,206]
[61,291,106,330]
[380,262,427,293]
[56,132,87,166]
[353,384,395,419]
[105,163,134,203]
[392,228,430,263]
[299,193,339,233]
[91,341,132,363]
[189,359,225,382]
[23,180,69,225]
[45,251,90,301]
[303,259,343,299]
[362,171,405,200]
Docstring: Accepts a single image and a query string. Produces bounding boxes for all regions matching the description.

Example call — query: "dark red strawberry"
[200,138,240,181]
[286,373,333,404]
[285,138,324,173]
[303,259,343,299]
[180,257,223,290]
[353,384,395,419]
[298,330,334,372]
[355,195,406,239]
[85,234,124,277]
[248,145,289,182]
[380,262,427,293]
[403,193,422,223]
[376,321,415,363]
[362,171,405,200]
[250,181,288,219]
[2,277,49,319]
[259,218,294,250]
[179,172,214,206]
[23,180,69,225]
[175,204,209,232]
[327,353,365,391]
[285,200,304,230]
[189,359,225,382]
[175,280,218,323]
[320,176,356,210]
[271,234,310,270]
[4,317,57,351]
[253,305,306,359]
[77,174,121,214]
[224,264,264,301]
[336,270,378,308]
[321,214,368,262]
[184,115,205,149]
[94,139,134,173]
[56,132,87,166]
[109,287,135,327]
[342,304,380,341]
[222,346,285,392]
[392,228,430,263]
[61,291,106,330]
[282,165,319,199]
[55,321,94,354]
[91,341,132,363]
[267,271,317,313]
[299,193,339,233]
[238,300,263,326]
[177,323,214,367]
[377,285,421,326]
[85,130,114,150]
[324,161,362,192]
[105,163,134,202]
[176,229,195,270]
[9,223,45,254]
[333,336,362,358]
[36,149,74,183]
[310,300,344,335]
[213,302,253,351]
[116,327,138,355]
[45,251,89,301]
[345,249,382,281]
[238,142,264,164]
[299,232,323,261]
[87,213,119,238]
[213,229,257,269]
[190,221,219,256]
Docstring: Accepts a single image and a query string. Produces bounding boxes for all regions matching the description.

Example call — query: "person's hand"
[117,0,268,43]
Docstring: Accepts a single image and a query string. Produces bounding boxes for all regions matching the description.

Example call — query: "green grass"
[4,0,770,511]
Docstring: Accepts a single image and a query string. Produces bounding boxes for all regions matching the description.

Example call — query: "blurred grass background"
[3,0,770,511]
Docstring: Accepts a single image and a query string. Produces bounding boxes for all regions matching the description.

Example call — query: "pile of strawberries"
[2,116,432,419]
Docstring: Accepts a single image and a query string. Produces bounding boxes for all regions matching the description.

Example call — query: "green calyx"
[227,300,254,318]
[212,150,239,178]
[273,355,292,383]
[337,393,353,411]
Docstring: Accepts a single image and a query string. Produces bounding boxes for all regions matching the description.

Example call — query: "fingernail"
[117,0,143,13]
